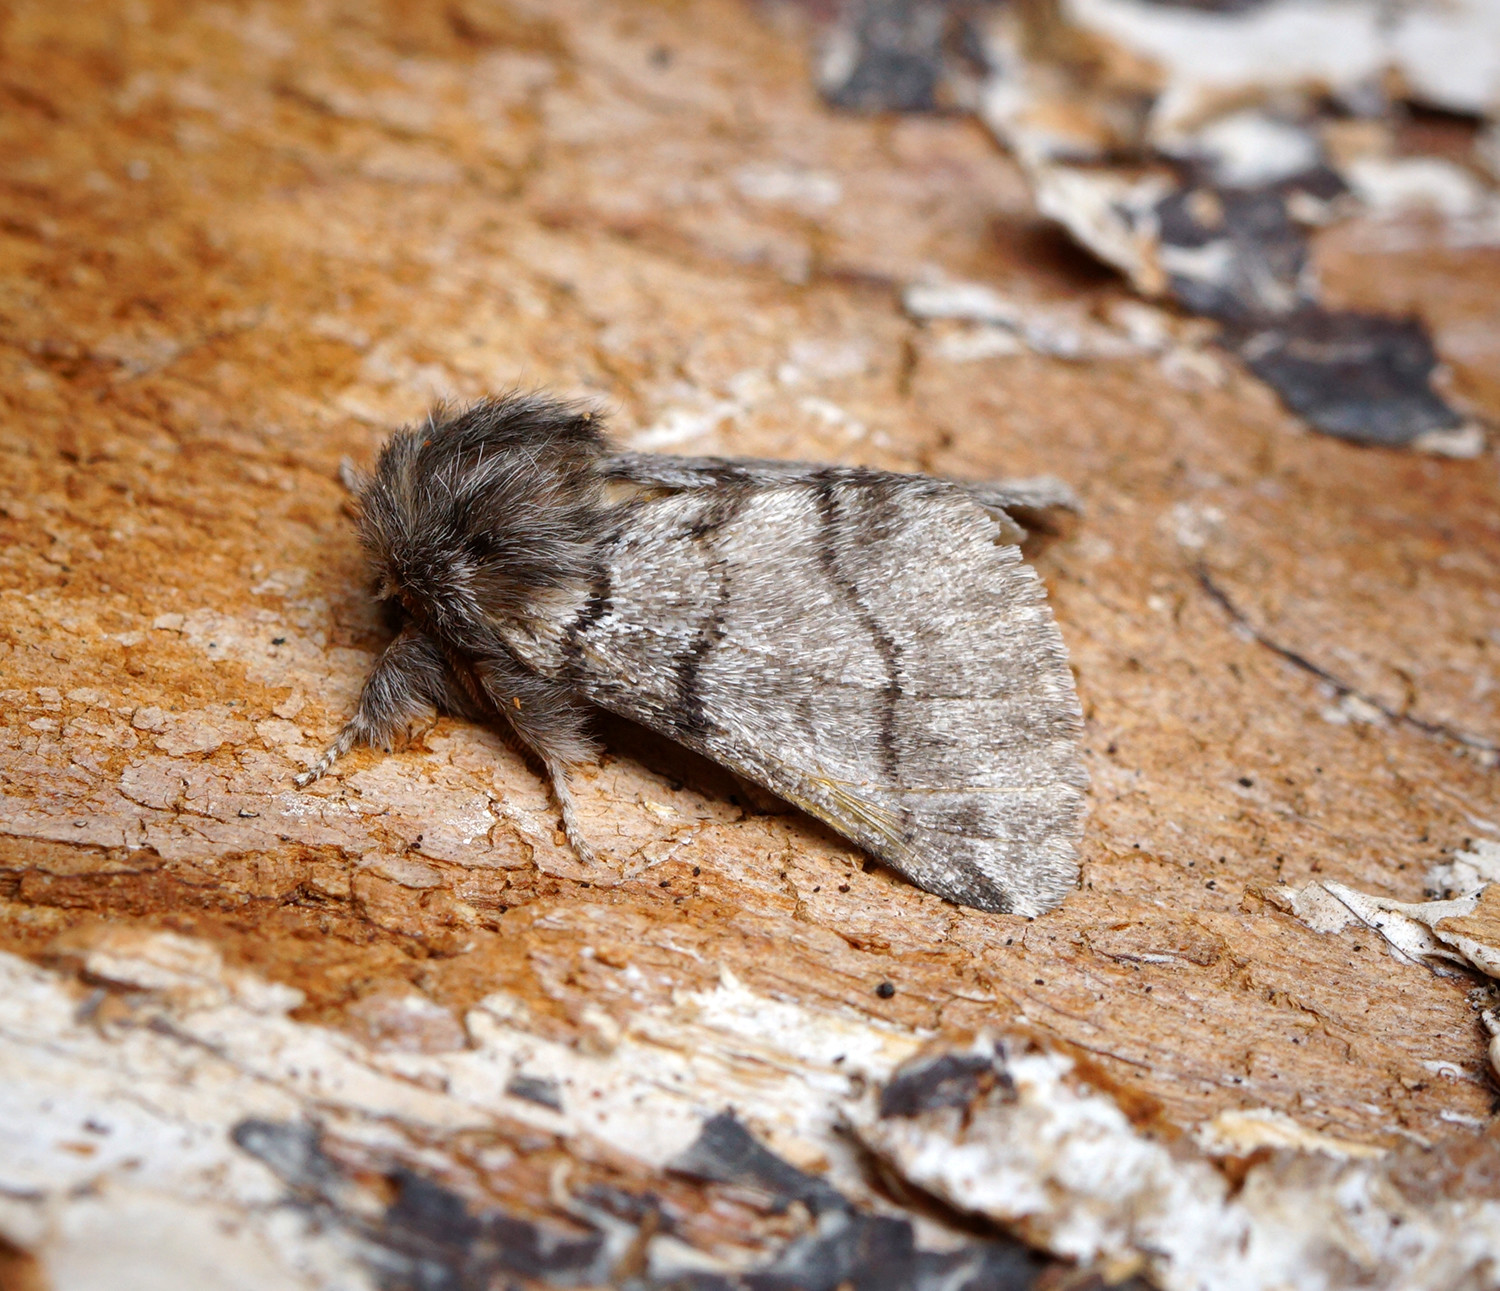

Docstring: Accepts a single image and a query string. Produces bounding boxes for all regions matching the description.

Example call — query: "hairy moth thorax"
[354,394,611,646]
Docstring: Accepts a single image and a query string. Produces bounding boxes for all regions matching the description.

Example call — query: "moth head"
[354,394,611,645]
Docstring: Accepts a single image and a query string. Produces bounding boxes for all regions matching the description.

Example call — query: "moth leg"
[295,625,455,787]
[473,656,600,863]
[541,757,598,865]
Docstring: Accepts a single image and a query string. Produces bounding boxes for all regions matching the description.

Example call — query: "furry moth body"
[300,393,1087,915]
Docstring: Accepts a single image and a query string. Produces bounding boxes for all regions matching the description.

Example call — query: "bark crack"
[1196,566,1498,759]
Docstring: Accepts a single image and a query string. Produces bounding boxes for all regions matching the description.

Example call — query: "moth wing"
[960,476,1080,539]
[602,453,1079,543]
[536,477,1086,915]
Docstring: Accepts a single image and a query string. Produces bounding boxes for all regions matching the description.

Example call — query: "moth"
[298,393,1087,915]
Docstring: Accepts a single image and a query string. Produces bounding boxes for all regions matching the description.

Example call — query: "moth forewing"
[553,477,1086,915]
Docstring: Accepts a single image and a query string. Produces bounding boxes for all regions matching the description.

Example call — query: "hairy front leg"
[295,625,457,787]
[473,654,601,863]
